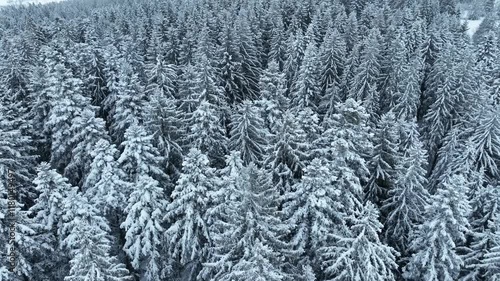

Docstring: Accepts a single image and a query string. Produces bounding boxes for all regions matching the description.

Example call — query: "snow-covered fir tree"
[164,148,218,280]
[61,191,131,281]
[364,111,402,208]
[83,139,129,215]
[229,101,269,165]
[203,159,287,281]
[382,121,430,256]
[404,174,471,281]
[321,202,398,281]
[120,175,169,280]
[43,63,91,172]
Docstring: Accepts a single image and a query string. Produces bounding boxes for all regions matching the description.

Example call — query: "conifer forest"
[1,0,500,280]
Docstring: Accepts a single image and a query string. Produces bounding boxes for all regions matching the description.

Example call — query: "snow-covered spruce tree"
[143,93,184,179]
[191,46,227,109]
[468,104,500,179]
[83,139,129,215]
[256,60,289,133]
[461,180,500,281]
[283,29,305,92]
[177,63,200,117]
[318,26,346,118]
[378,27,409,112]
[421,41,462,164]
[0,166,41,281]
[264,110,310,195]
[83,47,109,110]
[314,98,373,186]
[321,202,398,281]
[348,28,382,119]
[61,191,131,281]
[216,19,242,106]
[0,86,42,280]
[44,63,91,172]
[293,106,321,145]
[403,174,471,281]
[481,215,500,280]
[186,101,228,168]
[69,42,109,115]
[282,157,341,279]
[232,12,261,102]
[202,160,287,281]
[120,174,169,281]
[106,61,146,143]
[118,123,167,185]
[29,163,77,278]
[318,26,346,96]
[393,57,424,120]
[364,111,402,208]
[0,109,37,204]
[290,41,321,112]
[268,17,287,71]
[476,31,500,105]
[229,101,268,165]
[382,123,430,256]
[64,108,109,186]
[144,54,177,100]
[164,148,218,280]
[30,162,76,239]
[27,65,52,161]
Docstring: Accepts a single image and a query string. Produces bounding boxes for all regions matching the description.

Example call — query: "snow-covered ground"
[461,17,485,38]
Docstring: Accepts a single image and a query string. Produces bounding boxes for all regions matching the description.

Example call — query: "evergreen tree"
[265,110,310,193]
[164,148,217,280]
[64,108,109,186]
[468,105,500,179]
[321,202,398,281]
[83,139,129,215]
[365,111,402,208]
[290,41,321,111]
[462,180,499,281]
[120,175,169,281]
[382,123,430,255]
[144,54,177,99]
[186,101,228,168]
[44,63,90,172]
[404,174,471,281]
[107,61,146,143]
[30,163,76,279]
[257,60,289,133]
[30,163,76,236]
[232,13,262,102]
[143,94,184,178]
[283,158,341,277]
[118,124,167,185]
[61,191,131,281]
[349,28,382,118]
[283,30,305,92]
[318,27,346,117]
[315,98,373,186]
[269,18,287,71]
[203,161,287,281]
[482,217,500,280]
[421,41,463,165]
[393,57,423,120]
[229,101,268,165]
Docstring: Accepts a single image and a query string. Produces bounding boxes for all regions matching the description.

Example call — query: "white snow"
[461,18,485,38]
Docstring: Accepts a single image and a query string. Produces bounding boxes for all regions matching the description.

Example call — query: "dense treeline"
[0,0,500,280]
